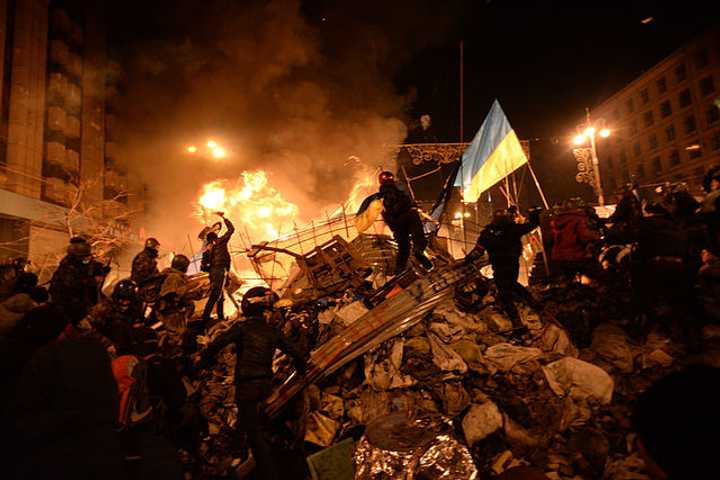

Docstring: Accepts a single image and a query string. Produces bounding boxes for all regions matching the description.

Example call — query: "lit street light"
[187,145,198,153]
[573,108,610,206]
[207,140,218,149]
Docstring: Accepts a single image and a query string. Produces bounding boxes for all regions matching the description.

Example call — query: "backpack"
[112,355,153,428]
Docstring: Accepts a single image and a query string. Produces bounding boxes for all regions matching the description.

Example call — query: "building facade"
[0,0,140,268]
[591,27,720,197]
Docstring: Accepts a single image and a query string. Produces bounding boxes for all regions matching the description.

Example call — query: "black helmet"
[378,171,395,186]
[112,279,139,309]
[241,286,279,318]
[145,237,160,250]
[171,254,191,273]
[67,239,92,257]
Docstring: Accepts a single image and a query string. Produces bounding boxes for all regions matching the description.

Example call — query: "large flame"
[196,171,299,241]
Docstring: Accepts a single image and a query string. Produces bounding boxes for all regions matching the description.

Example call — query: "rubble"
[185,231,688,479]
[542,357,615,404]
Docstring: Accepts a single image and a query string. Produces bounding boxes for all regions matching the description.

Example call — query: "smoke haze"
[110,0,457,252]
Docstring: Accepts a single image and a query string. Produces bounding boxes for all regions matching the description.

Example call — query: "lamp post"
[573,108,610,206]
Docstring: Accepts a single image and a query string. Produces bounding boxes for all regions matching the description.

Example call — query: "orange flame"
[196,171,299,241]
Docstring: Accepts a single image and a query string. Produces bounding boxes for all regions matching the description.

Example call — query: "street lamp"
[572,109,610,206]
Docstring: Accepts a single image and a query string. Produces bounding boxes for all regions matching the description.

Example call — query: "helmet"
[171,254,191,273]
[378,171,395,186]
[492,209,511,225]
[145,237,160,250]
[67,239,92,257]
[241,286,279,318]
[112,279,139,309]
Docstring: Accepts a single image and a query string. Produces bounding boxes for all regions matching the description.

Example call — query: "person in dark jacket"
[131,238,161,286]
[377,171,433,274]
[82,279,154,357]
[49,237,96,324]
[472,207,541,334]
[201,212,235,323]
[197,287,306,480]
[11,333,127,479]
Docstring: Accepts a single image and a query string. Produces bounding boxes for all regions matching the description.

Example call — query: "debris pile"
[192,234,686,479]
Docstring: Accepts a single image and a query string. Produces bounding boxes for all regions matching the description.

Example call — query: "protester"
[49,237,96,324]
[83,279,152,357]
[131,238,161,286]
[470,206,541,336]
[377,171,433,274]
[196,286,306,480]
[0,272,46,337]
[11,332,127,479]
[550,199,599,281]
[201,212,235,324]
[633,366,720,480]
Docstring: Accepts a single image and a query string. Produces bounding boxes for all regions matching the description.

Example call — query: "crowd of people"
[0,166,719,479]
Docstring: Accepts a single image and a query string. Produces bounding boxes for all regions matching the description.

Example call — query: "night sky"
[106,0,720,208]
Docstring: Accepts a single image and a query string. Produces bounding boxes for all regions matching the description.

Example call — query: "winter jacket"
[49,255,95,322]
[0,293,37,337]
[200,316,305,388]
[208,218,235,272]
[11,336,126,479]
[131,248,160,285]
[550,211,599,263]
[476,211,540,265]
[379,182,415,228]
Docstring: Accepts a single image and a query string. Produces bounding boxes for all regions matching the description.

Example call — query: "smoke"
[112,0,456,252]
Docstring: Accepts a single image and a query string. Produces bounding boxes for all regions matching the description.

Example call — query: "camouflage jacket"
[131,249,159,285]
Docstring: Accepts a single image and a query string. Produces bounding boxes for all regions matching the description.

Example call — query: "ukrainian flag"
[454,100,528,202]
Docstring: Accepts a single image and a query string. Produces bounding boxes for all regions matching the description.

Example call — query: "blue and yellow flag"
[454,100,528,202]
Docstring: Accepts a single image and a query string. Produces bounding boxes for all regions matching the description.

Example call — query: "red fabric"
[112,355,138,425]
[550,211,598,263]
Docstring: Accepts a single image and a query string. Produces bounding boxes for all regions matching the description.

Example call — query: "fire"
[196,171,299,242]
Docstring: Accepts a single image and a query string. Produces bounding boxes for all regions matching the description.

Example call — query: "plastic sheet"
[354,414,478,479]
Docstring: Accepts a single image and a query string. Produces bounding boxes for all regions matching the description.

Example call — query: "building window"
[688,147,702,159]
[700,76,715,96]
[684,115,697,134]
[679,89,692,107]
[633,142,642,157]
[666,124,676,141]
[652,157,662,175]
[626,98,635,114]
[648,133,658,150]
[708,105,720,125]
[660,100,672,118]
[656,77,667,94]
[631,120,638,136]
[670,149,681,166]
[656,77,667,95]
[675,64,687,82]
[636,163,646,179]
[712,132,720,151]
[695,49,709,69]
[640,88,650,104]
[643,110,654,127]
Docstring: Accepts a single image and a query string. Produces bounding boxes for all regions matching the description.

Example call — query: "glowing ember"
[196,171,299,241]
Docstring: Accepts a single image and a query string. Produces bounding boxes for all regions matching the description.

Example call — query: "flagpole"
[459,41,468,250]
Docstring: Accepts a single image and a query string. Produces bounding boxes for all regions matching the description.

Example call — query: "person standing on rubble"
[196,286,306,480]
[201,212,235,324]
[470,207,541,336]
[377,171,434,274]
